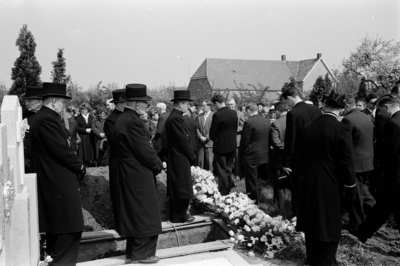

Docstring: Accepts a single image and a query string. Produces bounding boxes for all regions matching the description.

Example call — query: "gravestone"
[0,95,39,266]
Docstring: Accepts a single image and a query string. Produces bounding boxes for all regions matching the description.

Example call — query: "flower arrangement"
[191,166,302,258]
[21,118,30,139]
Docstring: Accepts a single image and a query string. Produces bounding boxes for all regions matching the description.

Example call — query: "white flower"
[248,251,255,257]
[244,225,251,232]
[230,237,236,242]
[229,230,235,236]
[237,235,244,241]
[247,243,252,247]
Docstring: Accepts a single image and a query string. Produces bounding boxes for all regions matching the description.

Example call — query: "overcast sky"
[0,0,399,90]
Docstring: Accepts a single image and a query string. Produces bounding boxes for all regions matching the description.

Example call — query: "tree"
[281,76,297,92]
[333,68,359,95]
[342,35,400,93]
[9,24,42,101]
[357,77,368,99]
[309,74,333,106]
[51,48,71,84]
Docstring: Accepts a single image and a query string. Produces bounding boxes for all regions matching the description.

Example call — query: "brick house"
[187,53,337,101]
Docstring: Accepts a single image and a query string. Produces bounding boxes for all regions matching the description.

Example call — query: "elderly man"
[210,94,238,195]
[166,90,196,223]
[30,82,86,265]
[155,102,170,160]
[355,94,400,243]
[103,88,125,229]
[281,87,321,216]
[114,84,163,263]
[23,86,43,173]
[239,103,270,204]
[227,98,245,180]
[297,92,356,266]
[342,95,375,231]
[196,101,214,171]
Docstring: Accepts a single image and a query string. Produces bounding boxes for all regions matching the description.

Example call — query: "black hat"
[170,90,193,102]
[121,84,152,101]
[110,89,126,103]
[41,82,71,99]
[325,90,345,108]
[24,86,43,99]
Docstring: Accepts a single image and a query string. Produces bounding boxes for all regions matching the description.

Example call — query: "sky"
[0,0,399,90]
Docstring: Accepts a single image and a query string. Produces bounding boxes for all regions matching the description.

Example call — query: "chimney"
[317,53,322,59]
[281,55,286,61]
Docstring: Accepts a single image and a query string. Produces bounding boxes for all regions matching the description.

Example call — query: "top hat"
[170,90,193,102]
[325,90,345,108]
[121,84,152,101]
[41,82,71,99]
[110,89,126,103]
[24,86,43,99]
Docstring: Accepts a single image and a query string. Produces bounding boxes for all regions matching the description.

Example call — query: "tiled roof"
[190,57,324,91]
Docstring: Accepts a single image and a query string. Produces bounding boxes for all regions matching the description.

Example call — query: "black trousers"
[46,231,82,266]
[243,164,267,204]
[213,151,235,195]
[270,160,286,209]
[290,171,300,217]
[357,188,400,239]
[169,199,190,223]
[305,234,339,266]
[126,235,158,261]
[348,171,376,229]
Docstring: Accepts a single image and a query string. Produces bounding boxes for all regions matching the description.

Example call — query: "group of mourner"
[22,81,400,265]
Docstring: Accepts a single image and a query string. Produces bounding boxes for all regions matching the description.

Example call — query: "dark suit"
[234,110,245,177]
[154,112,169,160]
[23,110,36,173]
[357,110,400,240]
[183,115,198,156]
[76,114,95,165]
[166,109,196,222]
[103,108,123,229]
[297,113,357,265]
[284,101,321,215]
[67,117,79,152]
[210,106,238,195]
[270,114,287,209]
[196,111,214,171]
[114,108,162,260]
[30,106,84,265]
[342,108,375,229]
[239,114,270,203]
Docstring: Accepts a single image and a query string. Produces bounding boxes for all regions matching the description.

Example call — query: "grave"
[0,95,39,266]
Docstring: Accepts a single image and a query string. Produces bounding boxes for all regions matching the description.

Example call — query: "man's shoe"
[184,216,195,223]
[131,256,160,264]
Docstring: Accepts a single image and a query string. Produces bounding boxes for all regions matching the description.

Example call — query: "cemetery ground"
[80,167,400,266]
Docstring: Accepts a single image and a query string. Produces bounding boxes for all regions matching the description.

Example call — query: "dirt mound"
[80,167,169,232]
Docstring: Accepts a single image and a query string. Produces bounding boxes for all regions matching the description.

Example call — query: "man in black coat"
[155,102,169,161]
[342,95,375,230]
[281,87,321,216]
[210,94,238,195]
[114,84,163,263]
[103,88,125,229]
[165,90,196,223]
[239,103,270,204]
[297,93,357,266]
[23,85,43,173]
[30,82,86,265]
[355,94,400,242]
[183,108,198,158]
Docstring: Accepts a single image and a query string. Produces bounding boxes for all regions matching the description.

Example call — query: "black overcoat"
[114,108,162,237]
[165,109,196,200]
[209,106,238,154]
[183,115,198,154]
[76,114,95,162]
[297,114,356,242]
[23,110,36,173]
[284,101,321,170]
[30,106,84,234]
[104,108,123,212]
[68,116,79,152]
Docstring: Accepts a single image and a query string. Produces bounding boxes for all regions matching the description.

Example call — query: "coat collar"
[346,107,360,115]
[40,106,61,119]
[390,109,400,119]
[293,101,305,109]
[113,109,123,115]
[124,107,140,118]
[171,108,183,116]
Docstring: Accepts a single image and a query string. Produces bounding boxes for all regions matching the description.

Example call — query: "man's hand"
[86,128,91,134]
[162,162,167,169]
[100,133,105,138]
[283,167,292,174]
[201,136,207,142]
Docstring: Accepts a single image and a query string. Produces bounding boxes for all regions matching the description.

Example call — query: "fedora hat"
[24,86,43,99]
[41,82,71,99]
[121,84,152,101]
[325,90,345,108]
[110,89,126,103]
[170,90,193,102]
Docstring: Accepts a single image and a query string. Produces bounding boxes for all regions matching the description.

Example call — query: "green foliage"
[281,76,297,92]
[67,81,115,109]
[333,68,360,95]
[51,48,71,84]
[9,24,42,104]
[0,82,8,108]
[357,78,368,99]
[310,74,333,98]
[342,34,400,93]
